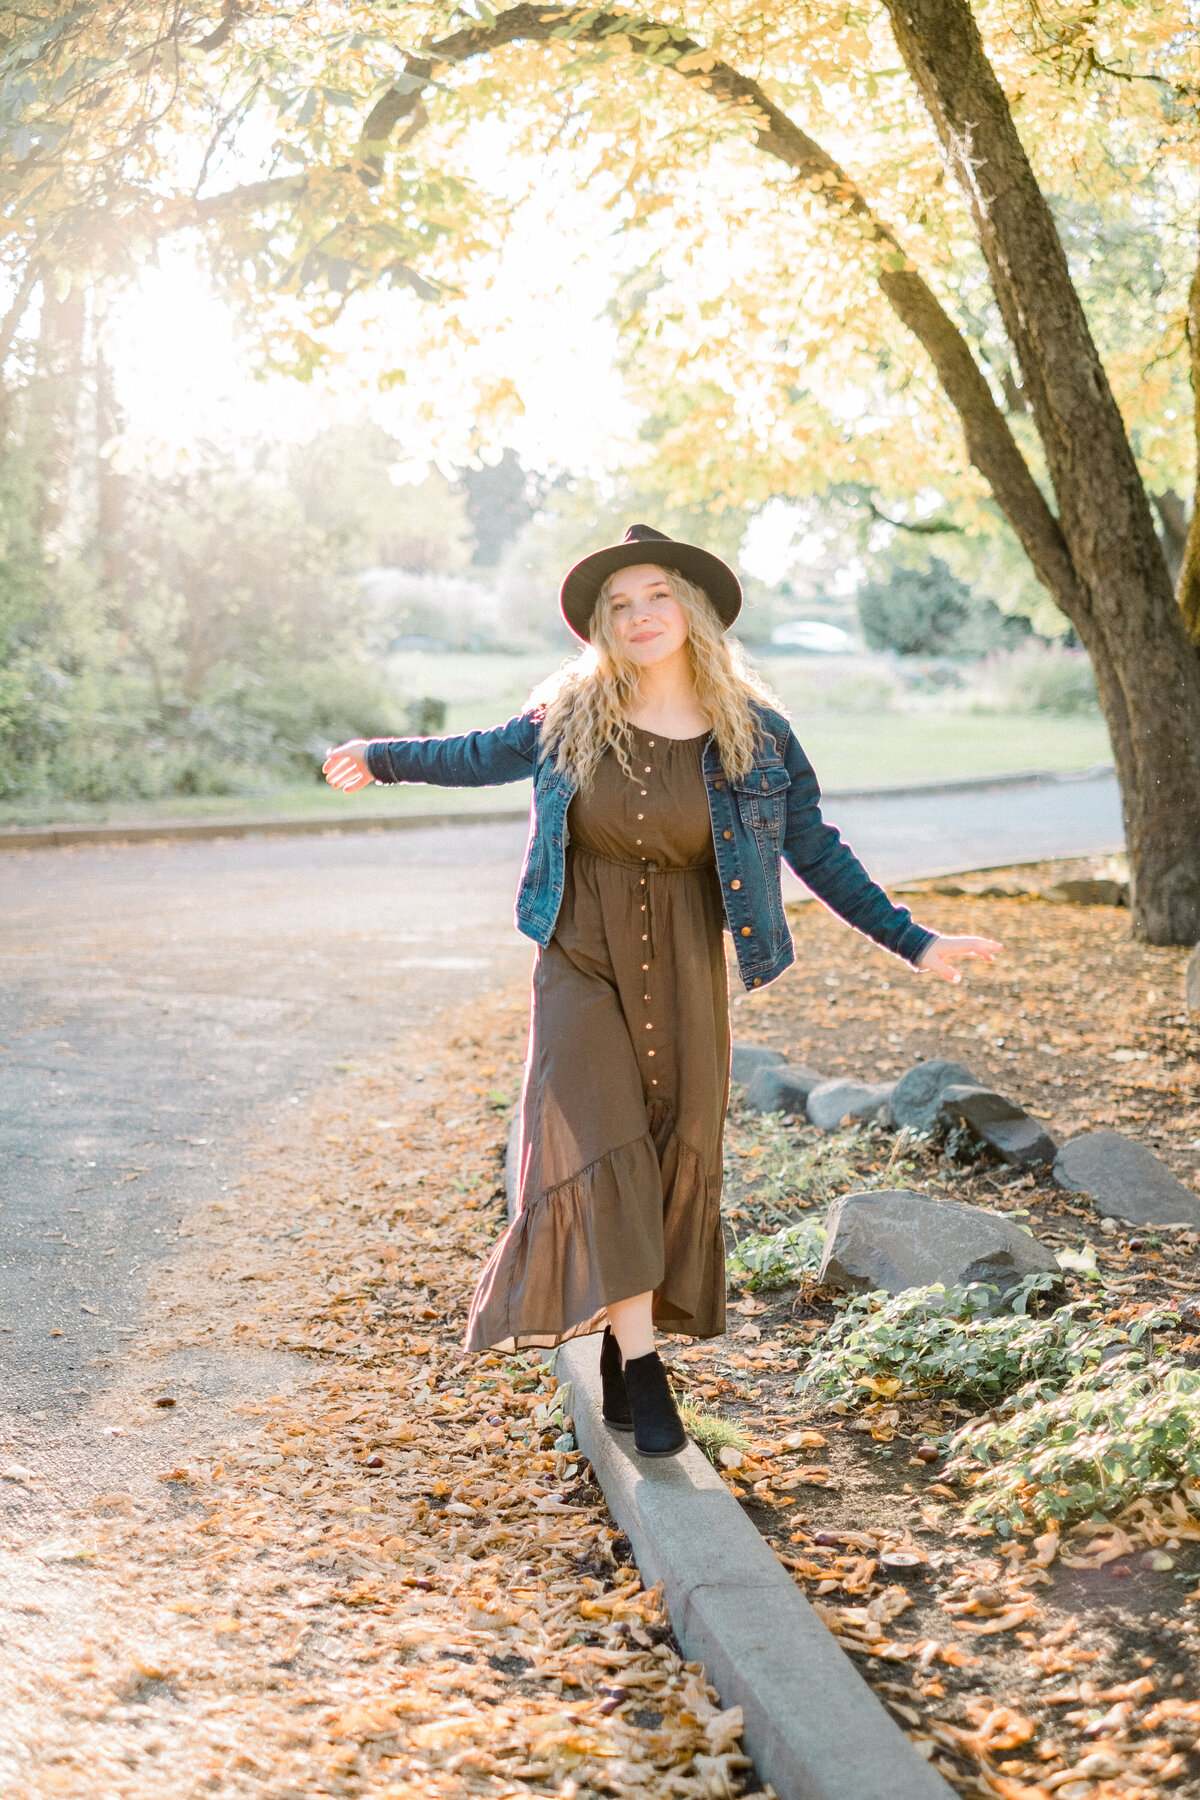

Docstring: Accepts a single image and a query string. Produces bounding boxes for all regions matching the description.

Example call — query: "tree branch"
[862,497,963,535]
[197,1,245,54]
[880,0,1171,628]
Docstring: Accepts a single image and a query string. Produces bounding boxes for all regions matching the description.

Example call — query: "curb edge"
[558,1335,954,1800]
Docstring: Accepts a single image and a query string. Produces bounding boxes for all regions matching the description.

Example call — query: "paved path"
[0,822,533,1431]
[0,773,1123,1426]
[806,770,1123,888]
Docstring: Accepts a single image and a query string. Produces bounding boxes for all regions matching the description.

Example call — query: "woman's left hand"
[916,933,1002,984]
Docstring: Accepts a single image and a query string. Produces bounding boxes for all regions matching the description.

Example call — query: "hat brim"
[559,541,742,641]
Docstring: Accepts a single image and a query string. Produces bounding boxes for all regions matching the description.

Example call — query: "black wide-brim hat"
[559,523,742,641]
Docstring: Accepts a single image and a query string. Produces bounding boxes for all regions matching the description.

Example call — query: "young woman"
[323,525,1000,1457]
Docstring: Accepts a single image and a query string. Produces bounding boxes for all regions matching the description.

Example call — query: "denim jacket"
[365,705,935,991]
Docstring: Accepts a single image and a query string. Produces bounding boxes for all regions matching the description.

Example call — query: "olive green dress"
[466,725,729,1351]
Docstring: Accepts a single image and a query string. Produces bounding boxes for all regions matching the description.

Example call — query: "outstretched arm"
[323,714,540,792]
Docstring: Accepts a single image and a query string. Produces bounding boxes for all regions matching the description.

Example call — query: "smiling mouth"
[630,630,661,643]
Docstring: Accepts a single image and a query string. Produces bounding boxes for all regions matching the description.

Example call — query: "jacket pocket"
[732,763,790,834]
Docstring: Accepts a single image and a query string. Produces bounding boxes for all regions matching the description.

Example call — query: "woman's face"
[603,564,689,668]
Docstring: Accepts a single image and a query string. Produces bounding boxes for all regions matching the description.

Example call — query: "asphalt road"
[0,821,534,1431]
[814,770,1123,887]
[0,773,1123,1429]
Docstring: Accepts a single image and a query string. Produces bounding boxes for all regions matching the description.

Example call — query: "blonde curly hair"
[533,567,777,789]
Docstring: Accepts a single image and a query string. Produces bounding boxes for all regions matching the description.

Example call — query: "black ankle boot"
[600,1327,632,1430]
[623,1351,687,1458]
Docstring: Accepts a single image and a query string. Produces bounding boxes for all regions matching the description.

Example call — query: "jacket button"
[730,879,741,891]
[752,977,762,987]
[722,829,731,840]
[740,926,752,937]
[714,779,724,790]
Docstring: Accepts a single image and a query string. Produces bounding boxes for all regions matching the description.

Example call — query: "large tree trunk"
[882,0,1200,945]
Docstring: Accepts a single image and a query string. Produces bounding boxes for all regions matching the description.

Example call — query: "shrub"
[947,1353,1199,1529]
[856,558,1032,658]
[965,641,1100,716]
[793,1281,1166,1408]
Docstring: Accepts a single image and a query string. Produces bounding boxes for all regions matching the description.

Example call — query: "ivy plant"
[794,1280,1169,1409]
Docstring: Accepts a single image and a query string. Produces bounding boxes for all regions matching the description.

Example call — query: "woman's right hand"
[323,739,374,792]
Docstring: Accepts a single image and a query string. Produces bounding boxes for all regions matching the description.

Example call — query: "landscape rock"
[806,1079,895,1133]
[1041,877,1128,907]
[939,1084,1058,1169]
[889,1059,980,1134]
[731,1042,788,1085]
[744,1063,826,1116]
[1187,943,1200,1016]
[1053,1129,1200,1228]
[817,1188,1060,1298]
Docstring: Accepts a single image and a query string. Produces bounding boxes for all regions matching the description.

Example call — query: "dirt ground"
[0,992,759,1800]
[681,875,1200,1800]
[7,861,1198,1800]
[733,862,1200,1179]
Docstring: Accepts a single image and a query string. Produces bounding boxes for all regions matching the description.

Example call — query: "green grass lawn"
[0,650,1113,830]
[792,710,1112,788]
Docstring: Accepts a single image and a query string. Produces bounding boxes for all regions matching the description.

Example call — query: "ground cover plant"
[948,1359,1200,1534]
[724,1218,828,1292]
[794,1282,1173,1411]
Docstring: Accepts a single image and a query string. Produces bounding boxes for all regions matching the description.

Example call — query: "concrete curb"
[558,1335,953,1800]
[0,762,1114,853]
[816,760,1113,804]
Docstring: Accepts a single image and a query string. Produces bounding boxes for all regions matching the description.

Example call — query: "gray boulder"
[731,1042,787,1085]
[1187,943,1200,1016]
[744,1063,826,1116]
[940,1084,1058,1169]
[889,1059,980,1134]
[806,1079,895,1133]
[817,1188,1059,1297]
[1053,1129,1200,1228]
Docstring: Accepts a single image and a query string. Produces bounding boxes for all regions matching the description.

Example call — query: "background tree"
[857,558,1032,659]
[459,449,537,569]
[288,425,473,573]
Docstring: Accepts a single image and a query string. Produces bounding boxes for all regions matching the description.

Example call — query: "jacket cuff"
[898,922,938,968]
[365,741,394,783]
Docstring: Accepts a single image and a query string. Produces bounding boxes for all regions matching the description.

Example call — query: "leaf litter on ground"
[699,881,1200,1798]
[0,990,767,1800]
